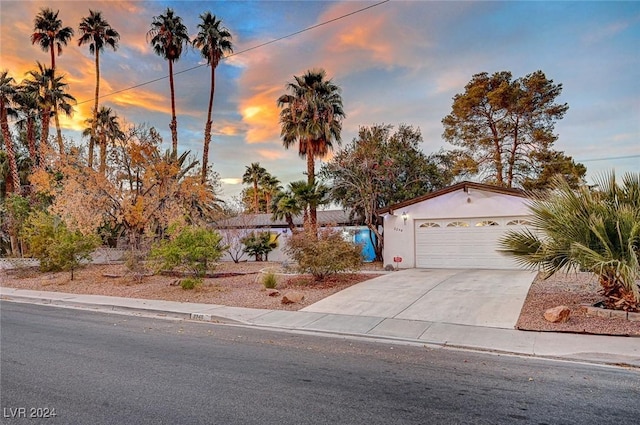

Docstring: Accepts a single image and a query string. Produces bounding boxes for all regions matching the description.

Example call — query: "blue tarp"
[354,228,377,262]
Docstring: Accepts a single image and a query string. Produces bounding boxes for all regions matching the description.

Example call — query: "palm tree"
[22,63,76,157]
[242,162,266,213]
[260,173,281,215]
[271,183,304,231]
[192,12,233,184]
[22,63,54,163]
[277,69,345,229]
[500,173,640,311]
[49,72,76,153]
[83,106,123,174]
[31,7,74,149]
[0,70,20,194]
[78,10,120,169]
[13,83,40,165]
[147,8,189,160]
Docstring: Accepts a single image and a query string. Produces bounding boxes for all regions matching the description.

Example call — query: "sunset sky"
[1,0,638,201]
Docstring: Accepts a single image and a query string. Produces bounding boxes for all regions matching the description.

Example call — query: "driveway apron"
[301,269,537,329]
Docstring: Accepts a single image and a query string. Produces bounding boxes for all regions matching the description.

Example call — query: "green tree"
[242,162,266,213]
[500,172,640,311]
[30,7,74,150]
[0,70,20,194]
[277,69,345,230]
[241,231,278,262]
[78,9,120,169]
[147,8,189,160]
[522,150,586,191]
[284,225,362,281]
[322,124,451,260]
[442,70,569,188]
[22,210,100,280]
[2,194,30,257]
[150,225,225,282]
[192,12,233,184]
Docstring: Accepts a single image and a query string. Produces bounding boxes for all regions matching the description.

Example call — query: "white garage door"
[415,217,531,269]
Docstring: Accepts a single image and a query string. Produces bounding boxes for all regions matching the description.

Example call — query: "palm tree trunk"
[54,103,64,154]
[168,59,178,160]
[253,181,259,213]
[0,104,20,194]
[39,109,50,167]
[201,65,215,184]
[26,117,37,165]
[306,146,317,232]
[50,42,64,154]
[89,50,100,169]
[99,134,107,174]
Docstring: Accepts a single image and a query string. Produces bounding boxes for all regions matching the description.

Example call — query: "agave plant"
[500,172,640,311]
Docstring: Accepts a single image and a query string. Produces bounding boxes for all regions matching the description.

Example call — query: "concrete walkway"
[1,285,638,369]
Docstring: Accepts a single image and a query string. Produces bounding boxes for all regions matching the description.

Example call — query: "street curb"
[3,294,639,370]
[0,294,240,324]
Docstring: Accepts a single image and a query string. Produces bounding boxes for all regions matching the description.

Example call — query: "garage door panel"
[415,218,525,269]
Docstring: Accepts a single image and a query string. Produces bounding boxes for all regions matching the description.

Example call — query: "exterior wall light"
[402,212,408,224]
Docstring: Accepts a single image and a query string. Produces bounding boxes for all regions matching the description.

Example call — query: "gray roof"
[214,209,355,229]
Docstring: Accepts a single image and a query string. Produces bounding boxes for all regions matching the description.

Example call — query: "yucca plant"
[500,172,640,311]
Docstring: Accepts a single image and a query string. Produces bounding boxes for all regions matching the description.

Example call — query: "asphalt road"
[1,302,639,425]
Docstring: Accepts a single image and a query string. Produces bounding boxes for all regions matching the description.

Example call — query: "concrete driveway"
[301,269,537,329]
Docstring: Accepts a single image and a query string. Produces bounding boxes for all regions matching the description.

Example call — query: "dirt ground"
[1,262,638,336]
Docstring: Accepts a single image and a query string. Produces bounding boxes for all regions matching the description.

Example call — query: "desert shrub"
[21,211,100,280]
[242,231,278,261]
[262,271,278,289]
[180,277,202,290]
[150,225,226,280]
[284,226,363,281]
[500,172,640,311]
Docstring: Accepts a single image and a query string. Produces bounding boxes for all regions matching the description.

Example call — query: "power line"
[86,0,391,106]
[577,154,640,163]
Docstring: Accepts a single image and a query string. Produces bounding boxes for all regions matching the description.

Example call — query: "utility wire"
[577,154,640,163]
[82,0,391,105]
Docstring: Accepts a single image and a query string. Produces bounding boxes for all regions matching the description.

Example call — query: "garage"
[414,217,531,269]
[379,182,533,270]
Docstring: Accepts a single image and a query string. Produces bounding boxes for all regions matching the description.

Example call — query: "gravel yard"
[517,271,639,336]
[2,262,638,336]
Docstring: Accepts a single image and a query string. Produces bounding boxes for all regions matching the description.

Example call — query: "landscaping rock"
[543,305,571,323]
[281,291,304,304]
[266,289,280,297]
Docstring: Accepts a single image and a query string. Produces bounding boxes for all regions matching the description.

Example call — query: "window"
[476,220,499,227]
[419,222,440,228]
[506,219,533,226]
[446,221,469,227]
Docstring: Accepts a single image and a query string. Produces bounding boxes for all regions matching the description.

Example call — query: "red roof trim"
[376,181,526,215]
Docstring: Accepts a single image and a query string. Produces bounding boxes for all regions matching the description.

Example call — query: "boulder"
[281,291,305,304]
[544,305,571,323]
[266,289,280,297]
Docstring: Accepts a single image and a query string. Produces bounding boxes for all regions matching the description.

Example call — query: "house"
[377,181,533,270]
[214,210,377,262]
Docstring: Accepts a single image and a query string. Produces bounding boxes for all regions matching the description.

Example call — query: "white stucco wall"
[382,189,531,268]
